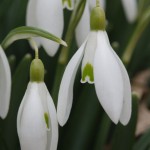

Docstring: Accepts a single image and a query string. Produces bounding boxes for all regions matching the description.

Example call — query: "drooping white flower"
[17,59,58,150]
[26,0,64,56]
[0,45,11,119]
[57,6,131,126]
[121,0,138,23]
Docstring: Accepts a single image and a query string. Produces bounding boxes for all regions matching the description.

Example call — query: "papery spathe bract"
[26,0,64,56]
[0,45,11,119]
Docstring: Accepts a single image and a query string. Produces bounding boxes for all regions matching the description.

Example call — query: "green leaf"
[58,85,102,150]
[1,26,67,49]
[8,55,16,75]
[133,128,150,150]
[93,113,111,150]
[111,93,139,150]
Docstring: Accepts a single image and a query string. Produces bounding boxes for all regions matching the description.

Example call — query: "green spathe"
[82,63,94,83]
[90,6,106,31]
[30,59,44,82]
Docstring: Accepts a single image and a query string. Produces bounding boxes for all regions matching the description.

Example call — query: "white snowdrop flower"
[57,5,131,126]
[17,58,58,150]
[26,0,64,56]
[0,45,11,119]
[121,0,138,23]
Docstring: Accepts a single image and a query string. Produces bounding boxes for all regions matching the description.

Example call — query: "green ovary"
[62,0,72,8]
[44,113,49,129]
[82,63,94,83]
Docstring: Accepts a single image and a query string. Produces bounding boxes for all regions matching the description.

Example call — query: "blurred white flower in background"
[26,0,64,56]
[26,0,105,56]
[121,0,138,23]
[0,46,11,119]
[26,0,137,56]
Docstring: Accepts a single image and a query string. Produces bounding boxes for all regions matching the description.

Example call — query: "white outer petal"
[57,40,87,126]
[17,82,47,150]
[75,2,90,47]
[0,46,11,119]
[121,0,138,23]
[42,83,58,150]
[112,51,131,125]
[36,0,64,56]
[104,32,132,125]
[26,0,41,48]
[94,31,124,124]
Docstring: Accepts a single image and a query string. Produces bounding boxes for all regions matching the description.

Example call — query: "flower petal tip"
[57,113,66,127]
[120,119,130,126]
[61,40,68,47]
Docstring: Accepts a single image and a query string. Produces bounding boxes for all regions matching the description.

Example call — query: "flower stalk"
[59,0,86,64]
[122,7,150,65]
[52,0,86,103]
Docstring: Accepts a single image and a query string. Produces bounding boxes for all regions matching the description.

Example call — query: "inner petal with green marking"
[44,112,50,129]
[81,63,94,84]
[80,32,97,84]
[62,0,73,9]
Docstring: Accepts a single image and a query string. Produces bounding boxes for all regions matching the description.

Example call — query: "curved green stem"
[122,7,150,65]
[52,0,86,103]
[29,38,39,59]
[59,0,86,64]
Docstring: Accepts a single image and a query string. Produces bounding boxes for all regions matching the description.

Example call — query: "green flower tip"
[30,58,44,82]
[90,6,106,31]
[81,63,94,84]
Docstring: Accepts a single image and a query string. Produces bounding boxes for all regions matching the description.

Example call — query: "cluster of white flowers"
[0,0,138,150]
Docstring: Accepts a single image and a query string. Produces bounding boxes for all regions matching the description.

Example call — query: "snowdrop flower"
[17,58,58,150]
[0,45,11,119]
[121,0,138,23]
[57,4,131,126]
[26,0,64,56]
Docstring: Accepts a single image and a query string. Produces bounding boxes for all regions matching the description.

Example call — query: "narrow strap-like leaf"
[111,93,139,150]
[1,26,67,49]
